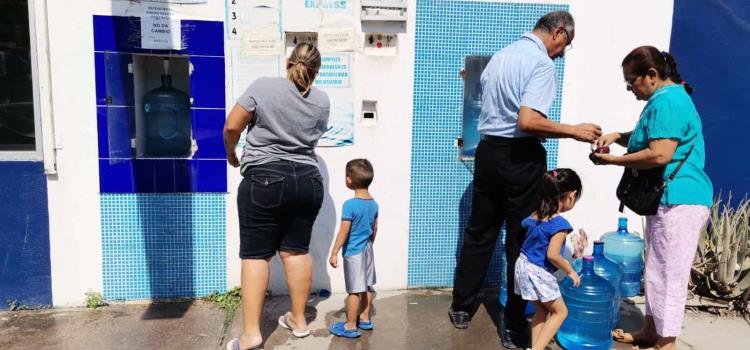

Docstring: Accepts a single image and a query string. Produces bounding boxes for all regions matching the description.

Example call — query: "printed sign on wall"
[316,53,354,147]
[315,54,351,88]
[140,3,183,49]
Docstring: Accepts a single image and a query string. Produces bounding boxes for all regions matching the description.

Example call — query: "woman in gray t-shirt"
[224,43,329,350]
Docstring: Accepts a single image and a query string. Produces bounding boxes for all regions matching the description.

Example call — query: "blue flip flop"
[358,319,374,330]
[329,321,361,338]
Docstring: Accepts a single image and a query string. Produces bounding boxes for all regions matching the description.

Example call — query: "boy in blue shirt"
[328,159,379,338]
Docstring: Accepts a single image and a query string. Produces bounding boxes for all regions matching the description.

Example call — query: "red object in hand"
[589,146,610,164]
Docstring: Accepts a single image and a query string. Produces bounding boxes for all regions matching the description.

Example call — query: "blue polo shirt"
[627,84,713,207]
[479,33,557,138]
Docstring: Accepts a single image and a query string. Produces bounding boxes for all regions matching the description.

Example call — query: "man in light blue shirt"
[479,33,558,138]
[450,11,602,349]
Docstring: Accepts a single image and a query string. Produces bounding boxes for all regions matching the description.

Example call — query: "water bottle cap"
[593,240,603,245]
[583,256,594,262]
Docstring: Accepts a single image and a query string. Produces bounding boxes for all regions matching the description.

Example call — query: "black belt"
[479,135,541,145]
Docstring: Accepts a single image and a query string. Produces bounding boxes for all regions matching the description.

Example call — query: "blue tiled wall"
[101,194,226,300]
[93,15,227,194]
[408,2,568,288]
[93,16,223,57]
[94,16,228,301]
[0,162,52,309]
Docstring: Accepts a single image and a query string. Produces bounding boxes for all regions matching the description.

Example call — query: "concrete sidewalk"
[2,289,747,349]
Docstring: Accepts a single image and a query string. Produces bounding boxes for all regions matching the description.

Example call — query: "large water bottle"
[143,58,191,157]
[461,82,483,157]
[573,241,623,328]
[558,256,615,350]
[601,217,644,297]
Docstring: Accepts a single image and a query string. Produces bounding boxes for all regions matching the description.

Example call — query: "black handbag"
[616,145,694,216]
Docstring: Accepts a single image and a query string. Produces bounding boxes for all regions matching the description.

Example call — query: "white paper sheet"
[318,27,355,52]
[140,3,183,49]
[241,26,283,56]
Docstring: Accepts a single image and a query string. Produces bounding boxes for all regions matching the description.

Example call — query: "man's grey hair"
[534,11,575,36]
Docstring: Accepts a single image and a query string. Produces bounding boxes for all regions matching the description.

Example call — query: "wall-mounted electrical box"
[364,33,398,56]
[362,100,377,126]
[285,32,318,56]
[361,0,407,33]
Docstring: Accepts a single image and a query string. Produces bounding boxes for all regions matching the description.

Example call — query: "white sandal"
[226,338,263,350]
[278,312,311,338]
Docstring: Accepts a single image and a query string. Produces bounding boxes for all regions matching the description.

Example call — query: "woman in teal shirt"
[592,46,713,350]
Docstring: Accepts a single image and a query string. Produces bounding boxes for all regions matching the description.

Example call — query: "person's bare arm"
[548,231,580,287]
[223,104,254,167]
[518,107,602,143]
[370,217,378,243]
[594,138,678,170]
[329,220,353,268]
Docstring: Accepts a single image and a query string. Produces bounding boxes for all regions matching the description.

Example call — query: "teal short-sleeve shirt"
[627,84,713,207]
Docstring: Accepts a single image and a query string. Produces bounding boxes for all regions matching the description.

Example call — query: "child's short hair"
[346,158,374,189]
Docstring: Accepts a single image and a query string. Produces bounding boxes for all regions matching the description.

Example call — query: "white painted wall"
[43,0,674,305]
[226,0,415,295]
[558,0,675,249]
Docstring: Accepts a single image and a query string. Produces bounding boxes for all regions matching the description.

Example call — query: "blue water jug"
[143,59,191,157]
[558,256,615,350]
[601,217,644,297]
[573,241,623,328]
[525,301,535,317]
[461,82,482,157]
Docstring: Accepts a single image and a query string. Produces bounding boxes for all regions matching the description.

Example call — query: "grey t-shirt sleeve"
[237,79,261,112]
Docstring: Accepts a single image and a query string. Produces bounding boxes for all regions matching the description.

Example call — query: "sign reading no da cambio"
[141,4,182,50]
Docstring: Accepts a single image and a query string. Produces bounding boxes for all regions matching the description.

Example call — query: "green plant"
[691,195,750,311]
[84,290,106,309]
[203,286,242,314]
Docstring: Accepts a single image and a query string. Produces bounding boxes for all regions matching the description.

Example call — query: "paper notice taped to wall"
[140,3,182,49]
[241,27,283,56]
[318,27,355,52]
[316,53,354,147]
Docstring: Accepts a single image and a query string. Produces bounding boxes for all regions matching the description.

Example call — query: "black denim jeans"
[237,160,324,259]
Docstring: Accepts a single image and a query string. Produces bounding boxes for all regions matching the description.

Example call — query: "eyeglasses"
[625,75,642,88]
[561,27,574,52]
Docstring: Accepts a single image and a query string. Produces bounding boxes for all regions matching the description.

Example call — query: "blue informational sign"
[316,54,354,147]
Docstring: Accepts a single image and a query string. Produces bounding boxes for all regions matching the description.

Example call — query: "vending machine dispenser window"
[94,15,226,194]
[460,55,491,160]
[132,55,192,158]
